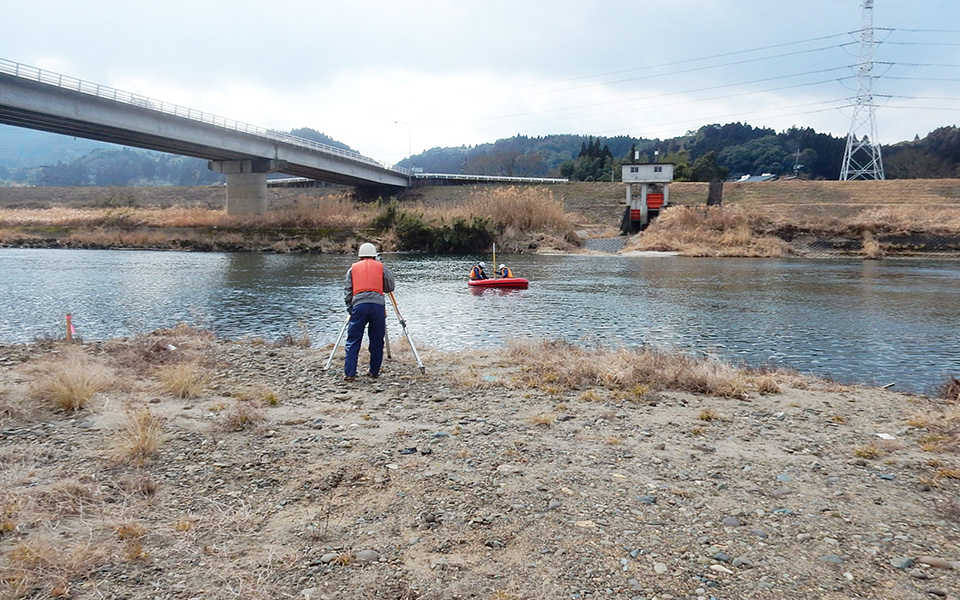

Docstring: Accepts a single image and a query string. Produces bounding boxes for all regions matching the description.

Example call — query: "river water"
[2,248,958,395]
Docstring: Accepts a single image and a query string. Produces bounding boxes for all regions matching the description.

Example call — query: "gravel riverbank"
[1,328,958,599]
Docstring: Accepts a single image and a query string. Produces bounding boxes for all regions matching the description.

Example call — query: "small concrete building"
[621,163,674,233]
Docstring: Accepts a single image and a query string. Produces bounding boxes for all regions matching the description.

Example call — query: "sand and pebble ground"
[0,327,958,600]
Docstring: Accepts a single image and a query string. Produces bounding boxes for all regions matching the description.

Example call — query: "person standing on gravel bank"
[343,243,395,382]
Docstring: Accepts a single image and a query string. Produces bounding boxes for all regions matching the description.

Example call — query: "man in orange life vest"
[343,243,396,382]
[469,261,488,280]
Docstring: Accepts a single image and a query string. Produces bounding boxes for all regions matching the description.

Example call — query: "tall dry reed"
[465,187,572,233]
[0,191,373,230]
[403,187,572,234]
[624,205,794,257]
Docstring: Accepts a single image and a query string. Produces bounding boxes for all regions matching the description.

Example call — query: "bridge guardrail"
[414,172,568,184]
[0,58,411,178]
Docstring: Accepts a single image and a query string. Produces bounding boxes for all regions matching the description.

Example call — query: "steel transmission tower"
[841,0,884,180]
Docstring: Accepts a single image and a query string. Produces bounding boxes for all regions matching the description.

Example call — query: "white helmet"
[478,261,486,268]
[498,264,506,270]
[358,242,378,258]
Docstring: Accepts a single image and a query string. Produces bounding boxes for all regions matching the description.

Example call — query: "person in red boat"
[469,261,488,280]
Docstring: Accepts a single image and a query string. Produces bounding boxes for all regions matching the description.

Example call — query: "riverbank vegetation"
[0,186,579,254]
[623,206,796,258]
[504,339,786,398]
[625,186,960,257]
[2,178,960,256]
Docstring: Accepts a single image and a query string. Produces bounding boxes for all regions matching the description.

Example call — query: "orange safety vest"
[351,259,384,294]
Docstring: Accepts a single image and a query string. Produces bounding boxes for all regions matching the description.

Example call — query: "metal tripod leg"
[387,292,424,374]
[323,316,350,371]
[384,306,392,359]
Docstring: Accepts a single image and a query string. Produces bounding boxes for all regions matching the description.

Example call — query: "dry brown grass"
[623,184,960,257]
[233,385,281,407]
[222,401,267,432]
[3,537,118,598]
[465,187,571,233]
[907,400,960,453]
[406,186,571,233]
[505,339,785,399]
[254,192,371,228]
[4,180,960,256]
[853,444,884,459]
[529,413,556,427]
[110,409,166,466]
[101,323,218,378]
[698,408,722,422]
[940,376,960,403]
[0,187,580,253]
[156,360,211,399]
[752,203,960,237]
[28,346,114,412]
[0,385,30,430]
[0,191,370,230]
[624,205,795,257]
[861,230,885,259]
[396,186,578,251]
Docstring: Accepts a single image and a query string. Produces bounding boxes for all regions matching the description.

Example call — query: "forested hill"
[404,124,960,182]
[1,122,958,188]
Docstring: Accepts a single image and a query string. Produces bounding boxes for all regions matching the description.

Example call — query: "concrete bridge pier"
[209,158,287,215]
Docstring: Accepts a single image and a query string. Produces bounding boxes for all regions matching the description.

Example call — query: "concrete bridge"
[0,58,415,214]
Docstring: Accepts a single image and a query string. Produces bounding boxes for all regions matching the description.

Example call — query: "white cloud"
[3,0,959,162]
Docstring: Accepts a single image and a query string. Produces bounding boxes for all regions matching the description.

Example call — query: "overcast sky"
[4,0,959,165]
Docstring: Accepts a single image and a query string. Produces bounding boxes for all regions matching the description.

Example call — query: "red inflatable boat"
[468,277,529,289]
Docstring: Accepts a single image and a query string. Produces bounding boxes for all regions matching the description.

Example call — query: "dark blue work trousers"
[344,302,386,377]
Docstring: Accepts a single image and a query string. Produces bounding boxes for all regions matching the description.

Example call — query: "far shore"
[1,180,960,257]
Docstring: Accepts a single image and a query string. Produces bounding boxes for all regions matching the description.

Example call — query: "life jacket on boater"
[470,263,488,280]
[498,266,513,278]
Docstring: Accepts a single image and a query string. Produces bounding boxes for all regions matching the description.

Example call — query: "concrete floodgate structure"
[621,162,674,233]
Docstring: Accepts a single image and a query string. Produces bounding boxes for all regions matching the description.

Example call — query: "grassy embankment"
[628,179,960,257]
[0,186,576,254]
[2,178,960,256]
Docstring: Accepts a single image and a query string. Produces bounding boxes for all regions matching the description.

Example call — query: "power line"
[879,27,960,33]
[457,67,855,125]
[882,41,960,47]
[463,79,853,133]
[881,104,960,111]
[884,75,960,82]
[588,101,850,140]
[506,32,856,92]
[481,41,857,103]
[408,13,960,147]
[878,61,960,68]
[887,94,960,101]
